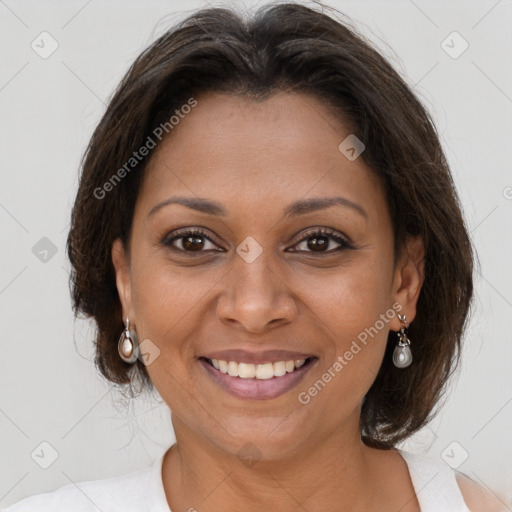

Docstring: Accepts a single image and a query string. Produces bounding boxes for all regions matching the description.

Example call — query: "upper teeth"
[210,358,307,379]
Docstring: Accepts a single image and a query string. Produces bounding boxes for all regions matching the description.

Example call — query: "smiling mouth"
[200,356,317,379]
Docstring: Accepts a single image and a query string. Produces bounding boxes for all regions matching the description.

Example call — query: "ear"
[389,235,425,331]
[111,238,133,321]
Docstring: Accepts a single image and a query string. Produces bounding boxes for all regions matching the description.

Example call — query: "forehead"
[137,92,385,221]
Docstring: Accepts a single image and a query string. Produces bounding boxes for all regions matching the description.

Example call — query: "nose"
[216,249,298,333]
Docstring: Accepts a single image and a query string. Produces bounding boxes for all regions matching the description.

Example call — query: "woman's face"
[112,91,423,461]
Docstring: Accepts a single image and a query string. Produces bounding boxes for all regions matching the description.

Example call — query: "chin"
[207,415,313,464]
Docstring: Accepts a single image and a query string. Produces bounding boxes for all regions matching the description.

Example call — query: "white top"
[1,449,470,511]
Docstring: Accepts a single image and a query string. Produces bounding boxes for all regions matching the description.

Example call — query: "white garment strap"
[398,450,470,512]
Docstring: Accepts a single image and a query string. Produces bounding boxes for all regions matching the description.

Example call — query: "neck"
[161,409,388,512]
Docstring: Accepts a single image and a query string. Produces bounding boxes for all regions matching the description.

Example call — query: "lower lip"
[199,358,317,400]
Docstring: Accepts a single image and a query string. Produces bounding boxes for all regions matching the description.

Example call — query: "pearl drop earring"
[392,313,412,368]
[118,317,139,364]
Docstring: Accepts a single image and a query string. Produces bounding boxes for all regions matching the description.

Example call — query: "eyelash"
[161,227,353,255]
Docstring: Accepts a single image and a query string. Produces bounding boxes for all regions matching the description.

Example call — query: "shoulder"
[456,472,508,512]
[1,480,104,512]
[1,482,93,511]
[397,449,508,512]
[1,463,153,512]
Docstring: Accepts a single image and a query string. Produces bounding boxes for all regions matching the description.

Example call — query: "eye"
[162,228,222,253]
[288,228,353,254]
[162,227,353,255]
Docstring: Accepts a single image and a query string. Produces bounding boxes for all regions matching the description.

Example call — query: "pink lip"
[201,349,313,365]
[199,357,317,400]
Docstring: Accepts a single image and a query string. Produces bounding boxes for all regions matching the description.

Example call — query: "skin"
[112,91,427,511]
[455,474,509,512]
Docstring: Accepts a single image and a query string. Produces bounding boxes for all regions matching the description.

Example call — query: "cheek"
[299,250,394,332]
[296,251,394,380]
[128,259,208,409]
[128,231,209,314]
[131,265,204,341]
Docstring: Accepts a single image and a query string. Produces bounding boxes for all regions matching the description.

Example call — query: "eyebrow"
[147,195,368,220]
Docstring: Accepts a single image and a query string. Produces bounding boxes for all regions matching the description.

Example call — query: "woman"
[3,2,505,511]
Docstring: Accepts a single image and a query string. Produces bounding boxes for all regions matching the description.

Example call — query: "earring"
[392,313,412,368]
[118,317,139,364]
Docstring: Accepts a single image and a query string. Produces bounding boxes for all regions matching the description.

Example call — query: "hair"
[67,1,474,449]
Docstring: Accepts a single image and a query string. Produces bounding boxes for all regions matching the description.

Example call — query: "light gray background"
[1,0,511,508]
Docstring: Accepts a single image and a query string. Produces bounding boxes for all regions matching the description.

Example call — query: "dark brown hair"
[67,2,474,449]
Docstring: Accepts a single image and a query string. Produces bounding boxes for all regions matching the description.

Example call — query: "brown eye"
[291,228,352,254]
[182,234,207,251]
[163,229,220,253]
[306,236,329,252]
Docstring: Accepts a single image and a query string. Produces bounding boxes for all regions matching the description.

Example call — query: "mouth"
[199,356,318,400]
